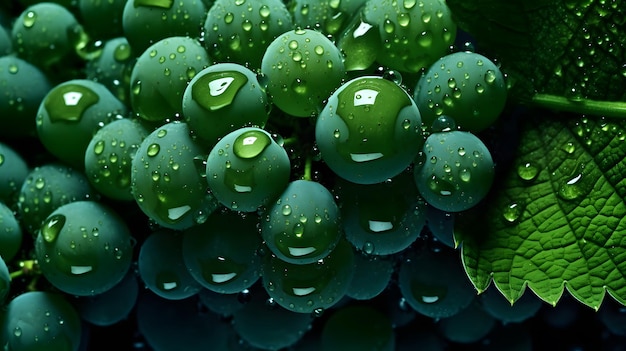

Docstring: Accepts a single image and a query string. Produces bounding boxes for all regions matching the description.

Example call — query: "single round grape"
[183,63,270,145]
[84,118,150,201]
[414,130,495,212]
[315,75,424,184]
[414,51,507,132]
[261,238,355,314]
[0,142,29,206]
[85,37,135,105]
[0,256,9,304]
[131,121,218,230]
[182,210,262,294]
[436,301,496,344]
[139,229,201,300]
[17,163,97,235]
[336,173,426,255]
[261,179,341,265]
[130,36,211,122]
[35,201,134,296]
[0,202,22,262]
[72,271,139,326]
[11,3,83,70]
[0,56,51,139]
[261,28,346,117]
[362,0,457,73]
[232,289,314,350]
[203,0,293,69]
[137,291,232,351]
[122,0,207,54]
[479,286,542,324]
[398,250,476,319]
[321,305,395,351]
[206,127,290,212]
[36,79,128,169]
[346,250,393,300]
[79,0,126,40]
[1,291,82,351]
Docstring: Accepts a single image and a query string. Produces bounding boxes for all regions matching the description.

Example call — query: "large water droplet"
[44,84,100,123]
[517,162,539,181]
[233,130,271,159]
[41,214,66,243]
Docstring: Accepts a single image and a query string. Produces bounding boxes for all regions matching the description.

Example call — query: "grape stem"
[9,260,39,280]
[282,136,299,146]
[302,156,313,181]
[531,94,626,118]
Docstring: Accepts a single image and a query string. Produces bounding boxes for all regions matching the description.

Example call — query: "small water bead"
[282,205,292,216]
[502,203,522,223]
[418,30,433,47]
[114,43,132,62]
[475,83,485,94]
[147,143,160,157]
[484,69,497,84]
[224,12,234,24]
[259,5,270,17]
[517,162,539,181]
[562,142,576,154]
[23,11,37,28]
[383,19,395,34]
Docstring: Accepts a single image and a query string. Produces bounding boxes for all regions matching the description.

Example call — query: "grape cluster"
[2,0,611,350]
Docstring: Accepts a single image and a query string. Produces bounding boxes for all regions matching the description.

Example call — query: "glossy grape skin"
[79,0,126,40]
[84,118,149,201]
[414,51,507,132]
[130,36,211,123]
[17,163,98,235]
[85,37,135,105]
[138,229,201,300]
[413,130,495,212]
[261,179,341,265]
[203,0,293,69]
[315,75,424,184]
[261,28,346,117]
[34,201,134,296]
[0,256,9,304]
[0,56,51,139]
[261,238,355,314]
[131,121,217,230]
[1,291,82,351]
[122,0,207,55]
[205,127,290,212]
[345,250,393,300]
[0,142,29,206]
[182,210,262,294]
[182,63,270,145]
[362,0,456,73]
[36,79,128,169]
[0,202,22,262]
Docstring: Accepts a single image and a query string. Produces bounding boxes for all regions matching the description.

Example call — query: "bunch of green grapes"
[0,0,522,350]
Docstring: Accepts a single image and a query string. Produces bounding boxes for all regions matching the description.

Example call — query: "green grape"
[182,210,262,294]
[182,63,270,145]
[0,56,51,139]
[262,179,341,265]
[130,36,211,123]
[139,229,201,300]
[436,300,496,344]
[17,163,97,235]
[398,250,476,319]
[72,271,139,326]
[198,289,244,317]
[85,37,135,105]
[414,51,507,132]
[1,291,82,351]
[0,202,22,262]
[362,0,456,73]
[84,118,150,201]
[413,130,495,212]
[290,0,348,36]
[11,3,88,71]
[0,25,11,55]
[321,305,395,351]
[0,142,29,206]
[131,121,218,230]
[345,250,393,300]
[35,201,133,296]
[78,0,126,40]
[122,0,207,55]
[336,11,381,72]
[203,0,293,69]
[137,291,232,351]
[261,28,346,117]
[261,238,355,314]
[336,173,426,255]
[36,79,128,169]
[315,75,424,184]
[206,127,290,212]
[232,289,314,350]
[479,286,542,324]
[0,256,9,304]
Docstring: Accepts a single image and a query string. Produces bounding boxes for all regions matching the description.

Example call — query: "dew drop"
[502,203,522,223]
[23,11,36,28]
[147,143,160,157]
[42,214,66,243]
[517,162,539,181]
[282,204,292,216]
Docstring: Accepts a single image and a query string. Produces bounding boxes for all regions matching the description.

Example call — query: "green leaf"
[446,0,626,113]
[455,114,626,310]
